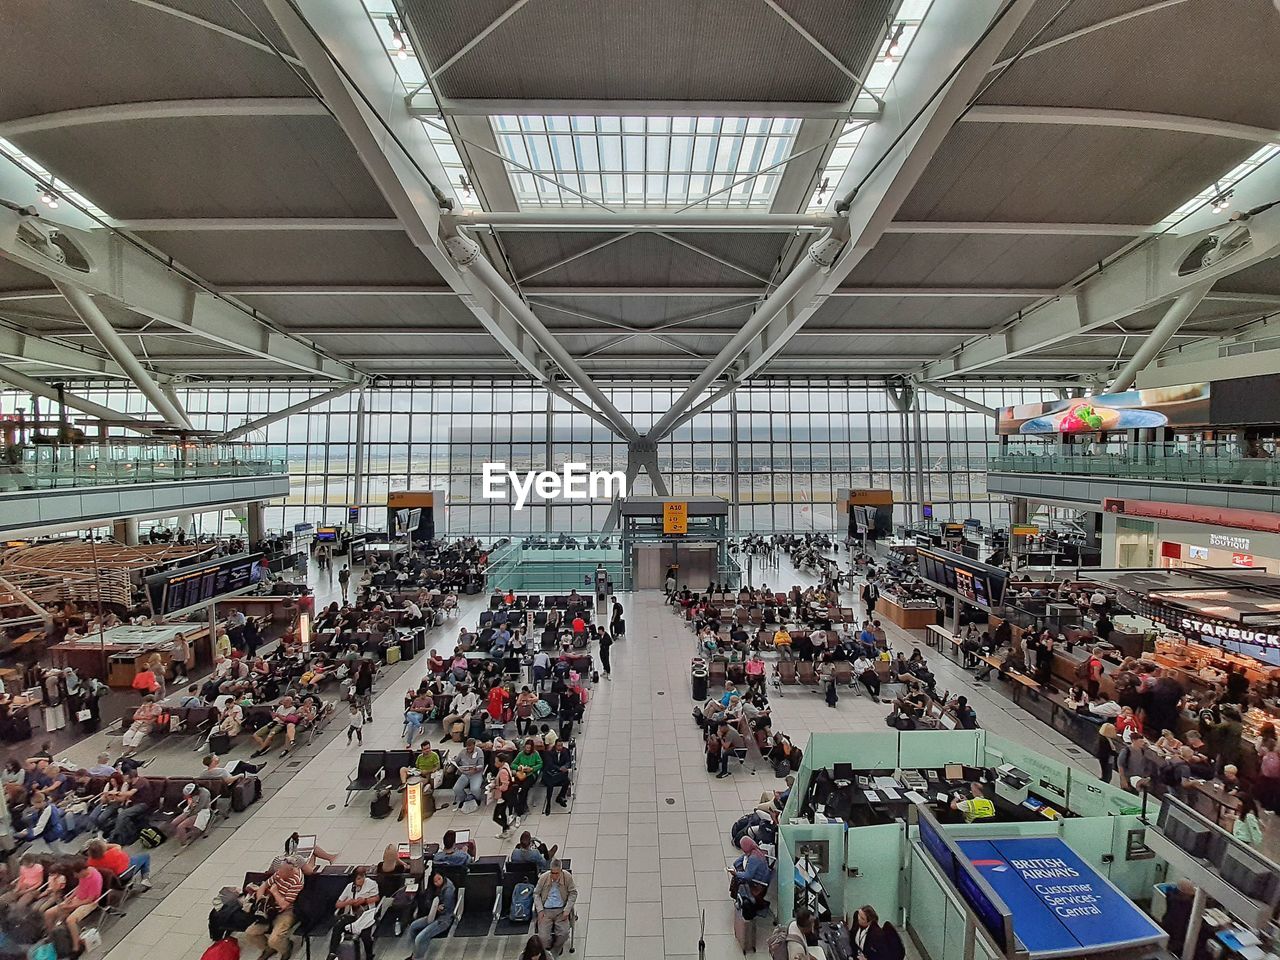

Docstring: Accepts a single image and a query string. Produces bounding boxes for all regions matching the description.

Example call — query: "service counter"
[877,592,938,630]
[49,623,213,686]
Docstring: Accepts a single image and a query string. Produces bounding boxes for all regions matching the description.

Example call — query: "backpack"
[532,700,552,720]
[1074,659,1092,681]
[27,942,56,960]
[139,826,167,848]
[768,925,806,960]
[1261,749,1280,779]
[509,882,534,922]
[370,788,392,819]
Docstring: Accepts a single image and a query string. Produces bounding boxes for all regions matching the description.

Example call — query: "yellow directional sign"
[663,501,688,534]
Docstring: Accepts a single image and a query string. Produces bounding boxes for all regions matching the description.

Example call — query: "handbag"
[76,709,92,722]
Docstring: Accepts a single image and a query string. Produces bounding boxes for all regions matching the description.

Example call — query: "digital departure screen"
[147,553,263,615]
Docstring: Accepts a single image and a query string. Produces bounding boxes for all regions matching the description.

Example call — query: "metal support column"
[55,282,193,429]
[112,518,139,546]
[729,392,741,532]
[911,387,927,522]
[246,501,266,544]
[352,391,367,514]
[0,362,154,434]
[1106,282,1213,393]
[217,383,359,441]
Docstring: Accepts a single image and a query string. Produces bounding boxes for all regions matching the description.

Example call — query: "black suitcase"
[613,618,625,636]
[208,732,231,754]
[370,788,392,819]
[231,776,261,812]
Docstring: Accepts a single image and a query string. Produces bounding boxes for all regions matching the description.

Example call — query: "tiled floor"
[83,549,1110,960]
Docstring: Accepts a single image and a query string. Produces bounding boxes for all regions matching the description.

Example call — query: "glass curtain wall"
[0,380,1055,534]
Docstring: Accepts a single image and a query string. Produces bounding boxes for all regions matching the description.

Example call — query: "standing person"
[1232,795,1264,849]
[610,596,624,637]
[338,563,351,602]
[861,579,878,618]
[491,753,514,839]
[1095,722,1118,784]
[346,700,365,745]
[598,629,613,680]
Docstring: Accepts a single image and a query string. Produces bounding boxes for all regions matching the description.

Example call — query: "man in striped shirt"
[245,858,304,959]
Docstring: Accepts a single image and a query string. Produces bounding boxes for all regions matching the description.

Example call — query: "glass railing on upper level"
[0,440,286,492]
[988,449,1280,488]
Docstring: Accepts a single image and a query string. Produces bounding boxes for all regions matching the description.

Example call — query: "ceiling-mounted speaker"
[1175,222,1252,278]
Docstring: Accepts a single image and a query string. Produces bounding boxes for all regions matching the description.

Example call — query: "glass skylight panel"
[808,0,936,211]
[0,137,110,219]
[1152,144,1279,230]
[490,114,802,209]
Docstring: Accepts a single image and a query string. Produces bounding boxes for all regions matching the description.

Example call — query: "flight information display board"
[146,553,264,616]
[917,547,1007,610]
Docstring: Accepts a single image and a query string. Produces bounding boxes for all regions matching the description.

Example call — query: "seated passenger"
[432,829,473,866]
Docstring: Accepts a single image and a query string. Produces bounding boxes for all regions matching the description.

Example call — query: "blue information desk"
[956,837,1167,958]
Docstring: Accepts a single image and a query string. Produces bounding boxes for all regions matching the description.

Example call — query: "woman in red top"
[1115,705,1143,741]
[487,684,511,724]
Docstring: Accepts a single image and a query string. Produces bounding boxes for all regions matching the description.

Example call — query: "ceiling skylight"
[490,115,802,209]
[0,137,110,220]
[808,0,936,211]
[1153,143,1280,231]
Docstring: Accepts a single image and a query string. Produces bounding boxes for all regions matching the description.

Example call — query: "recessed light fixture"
[886,23,905,58]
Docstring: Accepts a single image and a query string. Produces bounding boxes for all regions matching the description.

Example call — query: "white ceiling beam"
[108,215,1156,237]
[0,99,328,137]
[260,0,549,388]
[463,211,834,230]
[919,201,1280,380]
[123,0,306,66]
[884,221,1153,236]
[258,327,1213,340]
[0,361,155,433]
[432,99,880,121]
[987,0,1191,72]
[212,284,1063,298]
[261,0,630,440]
[685,0,1042,407]
[0,325,131,378]
[0,207,360,381]
[962,106,1280,144]
[115,218,404,232]
[427,0,534,79]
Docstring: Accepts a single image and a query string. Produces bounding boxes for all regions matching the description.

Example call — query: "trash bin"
[691,668,709,702]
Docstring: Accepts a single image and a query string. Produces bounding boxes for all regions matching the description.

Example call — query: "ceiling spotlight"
[815,176,830,205]
[39,190,53,205]
[886,23,905,58]
[1210,188,1234,214]
[459,174,474,200]
[46,199,58,209]
[389,16,405,48]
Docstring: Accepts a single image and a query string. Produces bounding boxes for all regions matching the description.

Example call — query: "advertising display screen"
[147,553,263,616]
[997,382,1209,435]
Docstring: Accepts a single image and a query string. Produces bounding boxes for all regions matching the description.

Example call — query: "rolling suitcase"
[208,732,231,755]
[733,907,756,953]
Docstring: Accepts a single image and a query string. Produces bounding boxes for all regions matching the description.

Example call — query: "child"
[346,701,365,745]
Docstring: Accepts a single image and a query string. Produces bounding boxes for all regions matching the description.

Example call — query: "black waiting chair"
[345,749,386,806]
[455,862,502,936]
[380,749,415,789]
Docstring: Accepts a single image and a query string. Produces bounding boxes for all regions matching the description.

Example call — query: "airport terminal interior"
[3,2,1280,960]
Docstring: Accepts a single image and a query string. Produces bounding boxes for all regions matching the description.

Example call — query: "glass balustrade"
[989,447,1280,488]
[0,440,285,492]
